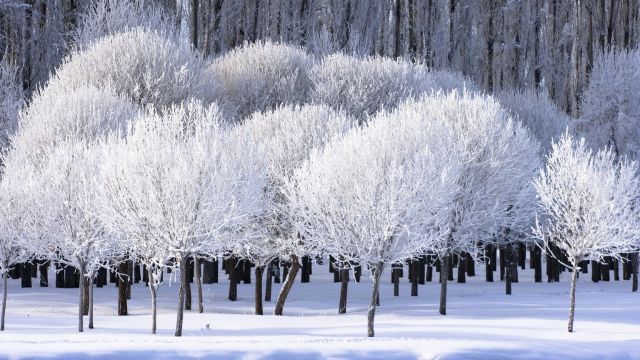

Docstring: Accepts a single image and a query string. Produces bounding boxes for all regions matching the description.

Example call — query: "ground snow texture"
[0,263,638,359]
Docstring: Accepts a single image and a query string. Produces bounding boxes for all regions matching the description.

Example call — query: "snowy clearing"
[1,264,638,360]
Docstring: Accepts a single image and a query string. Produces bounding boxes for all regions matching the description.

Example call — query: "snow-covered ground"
[1,263,639,359]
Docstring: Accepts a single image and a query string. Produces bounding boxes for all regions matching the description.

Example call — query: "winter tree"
[497,90,571,155]
[533,133,640,333]
[69,0,176,51]
[44,28,212,108]
[397,92,539,313]
[0,63,22,151]
[0,156,38,331]
[31,140,113,333]
[233,104,355,316]
[287,96,462,336]
[99,101,266,336]
[577,49,640,160]
[208,41,314,121]
[309,53,472,121]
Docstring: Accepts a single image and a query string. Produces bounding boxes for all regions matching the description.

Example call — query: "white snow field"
[0,263,638,360]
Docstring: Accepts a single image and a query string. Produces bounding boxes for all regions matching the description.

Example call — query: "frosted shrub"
[47,28,211,107]
[209,41,314,121]
[498,90,570,154]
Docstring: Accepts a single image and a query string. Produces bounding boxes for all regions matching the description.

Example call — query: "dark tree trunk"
[410,259,418,296]
[39,261,49,287]
[243,260,252,284]
[338,268,349,314]
[20,263,31,287]
[301,256,311,283]
[227,257,238,301]
[505,244,512,295]
[88,275,94,329]
[591,261,601,282]
[392,266,400,296]
[633,253,639,292]
[184,258,192,311]
[418,256,426,284]
[499,247,506,281]
[255,265,264,315]
[175,256,187,337]
[117,262,128,316]
[134,263,141,283]
[203,259,215,284]
[466,255,475,276]
[426,258,433,282]
[530,247,540,282]
[457,252,466,283]
[55,263,64,288]
[194,257,203,313]
[77,261,86,333]
[367,262,384,337]
[265,261,273,302]
[83,277,90,315]
[439,255,449,315]
[274,254,299,316]
[1,267,7,331]
[485,245,494,282]
[613,259,620,281]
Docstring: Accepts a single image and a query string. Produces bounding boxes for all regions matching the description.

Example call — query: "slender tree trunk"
[485,244,494,282]
[392,266,400,296]
[194,257,203,313]
[339,268,349,314]
[633,253,639,292]
[367,262,385,337]
[83,277,89,315]
[568,265,579,332]
[78,261,85,333]
[1,269,7,331]
[505,244,512,295]
[175,256,187,337]
[255,265,264,315]
[439,255,448,315]
[265,261,273,302]
[184,257,192,311]
[410,259,418,296]
[274,254,299,316]
[149,267,158,334]
[228,256,237,301]
[117,262,128,316]
[88,274,94,329]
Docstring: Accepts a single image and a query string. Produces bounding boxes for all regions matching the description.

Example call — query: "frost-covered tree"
[69,0,176,51]
[0,156,38,331]
[497,90,571,154]
[11,86,137,167]
[577,49,640,160]
[32,140,113,333]
[533,133,640,333]
[398,92,540,314]
[309,53,472,120]
[287,101,457,336]
[233,104,355,316]
[309,53,429,120]
[99,101,266,336]
[209,41,314,121]
[0,63,22,151]
[45,28,212,108]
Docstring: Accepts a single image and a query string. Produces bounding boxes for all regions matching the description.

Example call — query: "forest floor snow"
[0,263,638,359]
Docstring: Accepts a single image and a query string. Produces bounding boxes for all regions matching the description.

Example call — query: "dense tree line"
[0,0,639,339]
[2,0,640,115]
